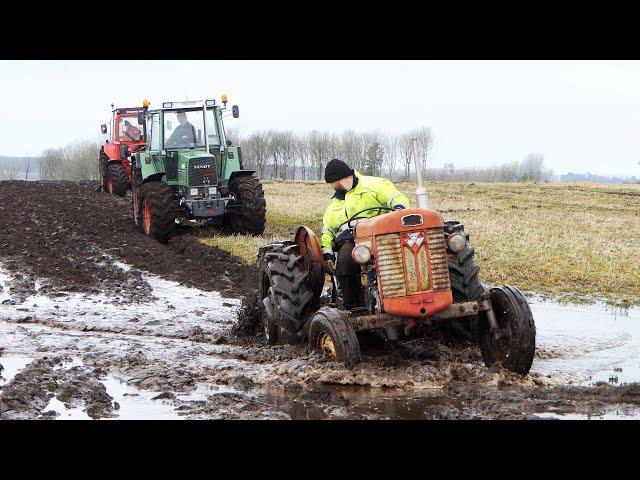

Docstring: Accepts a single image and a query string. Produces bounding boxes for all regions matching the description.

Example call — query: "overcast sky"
[1,60,640,176]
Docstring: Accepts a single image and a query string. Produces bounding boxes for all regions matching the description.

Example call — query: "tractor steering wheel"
[347,206,395,228]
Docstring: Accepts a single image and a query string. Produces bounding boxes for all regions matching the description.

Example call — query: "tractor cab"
[129,95,266,243]
[98,104,150,196]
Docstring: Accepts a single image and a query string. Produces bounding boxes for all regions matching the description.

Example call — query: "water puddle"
[529,298,640,385]
[100,375,182,420]
[43,396,92,420]
[0,353,33,386]
[0,266,13,304]
[536,409,640,420]
[258,385,455,420]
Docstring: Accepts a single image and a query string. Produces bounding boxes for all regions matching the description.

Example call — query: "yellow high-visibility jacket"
[321,170,411,255]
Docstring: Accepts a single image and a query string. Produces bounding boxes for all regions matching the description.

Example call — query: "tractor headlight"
[352,245,372,264]
[190,188,199,196]
[447,233,467,253]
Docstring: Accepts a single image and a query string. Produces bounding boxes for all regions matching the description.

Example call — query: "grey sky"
[1,60,639,176]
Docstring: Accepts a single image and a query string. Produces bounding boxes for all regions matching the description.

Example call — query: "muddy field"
[1,180,640,420]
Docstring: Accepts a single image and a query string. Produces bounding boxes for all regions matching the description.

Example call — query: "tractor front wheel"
[308,306,362,369]
[139,182,175,243]
[227,174,266,236]
[479,286,536,375]
[108,162,129,197]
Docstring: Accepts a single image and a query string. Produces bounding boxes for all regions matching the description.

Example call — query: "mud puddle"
[3,254,640,419]
[0,354,33,387]
[530,298,640,386]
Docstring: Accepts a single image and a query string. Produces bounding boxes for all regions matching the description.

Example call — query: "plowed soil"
[2,180,640,420]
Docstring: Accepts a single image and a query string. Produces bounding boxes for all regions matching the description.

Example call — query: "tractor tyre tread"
[308,306,362,369]
[258,242,319,344]
[139,182,175,244]
[228,174,266,236]
[108,162,129,197]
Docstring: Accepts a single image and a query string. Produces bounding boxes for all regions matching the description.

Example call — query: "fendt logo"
[193,164,211,170]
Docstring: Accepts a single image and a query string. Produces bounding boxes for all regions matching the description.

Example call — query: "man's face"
[330,176,353,194]
[177,113,187,125]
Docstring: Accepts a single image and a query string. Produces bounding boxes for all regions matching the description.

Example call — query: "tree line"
[230,127,554,183]
[7,128,556,184]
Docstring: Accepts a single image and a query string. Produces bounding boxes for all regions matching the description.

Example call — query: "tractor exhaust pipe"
[412,138,429,209]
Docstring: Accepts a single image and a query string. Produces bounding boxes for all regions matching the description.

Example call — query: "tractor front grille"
[426,227,450,291]
[376,227,451,298]
[188,157,217,187]
[376,233,406,298]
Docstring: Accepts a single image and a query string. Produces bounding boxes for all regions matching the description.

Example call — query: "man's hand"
[323,253,336,275]
[324,259,335,275]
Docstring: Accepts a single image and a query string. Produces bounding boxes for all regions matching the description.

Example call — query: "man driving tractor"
[122,120,141,141]
[321,158,410,309]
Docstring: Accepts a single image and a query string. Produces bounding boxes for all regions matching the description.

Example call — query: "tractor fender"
[228,170,256,183]
[102,142,121,161]
[294,225,325,298]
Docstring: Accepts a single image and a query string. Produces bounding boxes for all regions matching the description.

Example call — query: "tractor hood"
[174,149,216,163]
[173,149,219,186]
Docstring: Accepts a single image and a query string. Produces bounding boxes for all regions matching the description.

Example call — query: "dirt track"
[1,180,640,420]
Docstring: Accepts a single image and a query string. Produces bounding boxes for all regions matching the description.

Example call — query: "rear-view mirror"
[101,124,107,134]
[137,112,145,125]
[232,105,239,118]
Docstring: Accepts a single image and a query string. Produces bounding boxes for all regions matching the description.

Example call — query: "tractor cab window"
[119,116,142,142]
[205,108,221,146]
[149,113,160,151]
[164,109,206,149]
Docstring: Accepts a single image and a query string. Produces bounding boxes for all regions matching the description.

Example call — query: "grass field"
[200,180,640,307]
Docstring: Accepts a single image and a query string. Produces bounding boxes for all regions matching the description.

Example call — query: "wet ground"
[1,180,640,420]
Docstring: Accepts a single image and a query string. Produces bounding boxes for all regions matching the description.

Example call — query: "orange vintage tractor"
[98,103,148,196]
[258,141,536,374]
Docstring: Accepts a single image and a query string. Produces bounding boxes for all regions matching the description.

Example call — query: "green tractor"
[131,96,266,243]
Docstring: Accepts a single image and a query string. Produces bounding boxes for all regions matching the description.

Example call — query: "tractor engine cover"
[354,208,453,319]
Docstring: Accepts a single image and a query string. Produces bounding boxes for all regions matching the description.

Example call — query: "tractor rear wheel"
[227,174,266,236]
[139,182,175,243]
[108,162,129,197]
[258,241,320,345]
[99,154,110,192]
[308,306,362,369]
[441,221,484,345]
[479,286,536,375]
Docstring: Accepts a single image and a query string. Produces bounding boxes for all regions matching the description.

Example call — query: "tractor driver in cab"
[122,120,141,142]
[166,111,196,148]
[321,158,410,309]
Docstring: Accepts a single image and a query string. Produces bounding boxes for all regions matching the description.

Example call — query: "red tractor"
[98,102,148,196]
[258,140,536,374]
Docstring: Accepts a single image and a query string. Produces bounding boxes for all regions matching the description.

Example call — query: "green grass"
[199,180,640,307]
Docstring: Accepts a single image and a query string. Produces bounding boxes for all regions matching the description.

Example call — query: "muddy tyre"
[308,306,362,369]
[99,154,110,192]
[479,286,536,375]
[258,241,319,345]
[440,221,484,345]
[227,174,266,236]
[108,162,129,197]
[131,169,143,228]
[139,182,175,243]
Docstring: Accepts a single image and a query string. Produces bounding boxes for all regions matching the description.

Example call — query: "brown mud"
[2,180,640,420]
[0,181,257,301]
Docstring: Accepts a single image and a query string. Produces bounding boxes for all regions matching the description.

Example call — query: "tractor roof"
[161,100,216,109]
[113,107,146,115]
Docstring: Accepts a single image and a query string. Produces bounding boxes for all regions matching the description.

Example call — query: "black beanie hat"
[324,158,353,183]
